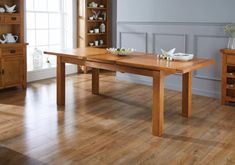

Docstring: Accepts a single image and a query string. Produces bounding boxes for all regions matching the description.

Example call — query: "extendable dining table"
[45,48,214,137]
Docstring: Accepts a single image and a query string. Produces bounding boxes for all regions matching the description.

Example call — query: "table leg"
[152,71,165,137]
[92,68,99,95]
[57,56,65,106]
[182,72,192,118]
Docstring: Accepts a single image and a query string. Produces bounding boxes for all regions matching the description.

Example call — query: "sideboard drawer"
[1,47,23,56]
[0,16,4,23]
[4,15,21,24]
[227,55,235,65]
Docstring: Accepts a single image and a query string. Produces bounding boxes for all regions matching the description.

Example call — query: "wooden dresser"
[0,0,27,89]
[220,49,235,105]
[77,0,110,73]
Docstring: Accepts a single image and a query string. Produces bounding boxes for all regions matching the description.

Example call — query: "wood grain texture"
[0,72,234,164]
[0,0,27,90]
[152,71,165,136]
[220,49,235,105]
[45,48,214,74]
[92,68,99,95]
[221,50,227,105]
[47,48,214,136]
[182,72,192,117]
[2,57,22,88]
[57,56,65,106]
[44,48,108,59]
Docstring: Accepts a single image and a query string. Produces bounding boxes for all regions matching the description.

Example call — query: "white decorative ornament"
[5,4,16,13]
[158,48,194,61]
[100,23,105,33]
[0,7,5,13]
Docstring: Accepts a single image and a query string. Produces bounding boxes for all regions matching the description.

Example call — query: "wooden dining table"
[44,48,214,137]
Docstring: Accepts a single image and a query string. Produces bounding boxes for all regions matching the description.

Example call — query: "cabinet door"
[2,57,22,88]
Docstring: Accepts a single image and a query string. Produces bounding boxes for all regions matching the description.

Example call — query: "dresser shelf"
[87,7,107,10]
[77,0,110,73]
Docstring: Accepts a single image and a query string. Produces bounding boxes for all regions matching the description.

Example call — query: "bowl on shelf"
[89,30,94,33]
[89,42,94,46]
[106,48,135,56]
[94,28,99,33]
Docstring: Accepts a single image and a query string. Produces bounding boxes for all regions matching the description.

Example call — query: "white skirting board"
[116,72,221,98]
[27,65,78,82]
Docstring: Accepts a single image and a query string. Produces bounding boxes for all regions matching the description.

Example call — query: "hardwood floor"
[0,72,235,165]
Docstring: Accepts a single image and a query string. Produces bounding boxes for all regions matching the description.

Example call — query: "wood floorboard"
[0,72,235,165]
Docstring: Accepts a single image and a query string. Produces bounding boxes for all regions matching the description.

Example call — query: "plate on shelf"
[173,53,194,61]
[106,48,135,56]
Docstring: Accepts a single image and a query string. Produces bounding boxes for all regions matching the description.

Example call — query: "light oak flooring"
[0,72,235,165]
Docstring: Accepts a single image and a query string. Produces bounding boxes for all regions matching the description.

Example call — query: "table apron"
[85,61,158,77]
[61,56,85,65]
[85,61,117,72]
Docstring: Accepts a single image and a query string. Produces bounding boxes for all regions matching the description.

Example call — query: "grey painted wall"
[111,0,117,47]
[117,0,235,23]
[115,0,235,98]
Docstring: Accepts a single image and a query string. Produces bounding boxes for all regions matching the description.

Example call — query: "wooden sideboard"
[0,0,27,89]
[220,49,235,105]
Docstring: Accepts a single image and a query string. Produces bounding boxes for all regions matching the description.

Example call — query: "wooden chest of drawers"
[220,49,235,104]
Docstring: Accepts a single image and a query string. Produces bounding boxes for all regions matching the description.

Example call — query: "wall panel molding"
[193,34,228,81]
[116,22,225,98]
[153,33,187,53]
[119,32,148,53]
[117,21,230,26]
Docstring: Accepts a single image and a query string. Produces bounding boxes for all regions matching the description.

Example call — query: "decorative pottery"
[0,7,5,13]
[5,4,16,13]
[3,33,18,43]
[32,48,43,69]
[100,23,105,33]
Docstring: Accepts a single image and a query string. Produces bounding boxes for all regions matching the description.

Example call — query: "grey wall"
[117,0,235,23]
[115,0,235,98]
[111,0,117,47]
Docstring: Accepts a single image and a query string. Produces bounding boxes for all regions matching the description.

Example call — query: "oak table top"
[87,53,214,74]
[45,47,108,59]
[45,48,215,74]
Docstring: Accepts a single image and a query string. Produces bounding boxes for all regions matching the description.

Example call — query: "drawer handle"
[11,17,17,20]
[1,69,4,75]
[10,50,16,54]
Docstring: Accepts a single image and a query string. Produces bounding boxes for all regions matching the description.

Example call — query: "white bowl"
[173,53,194,61]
